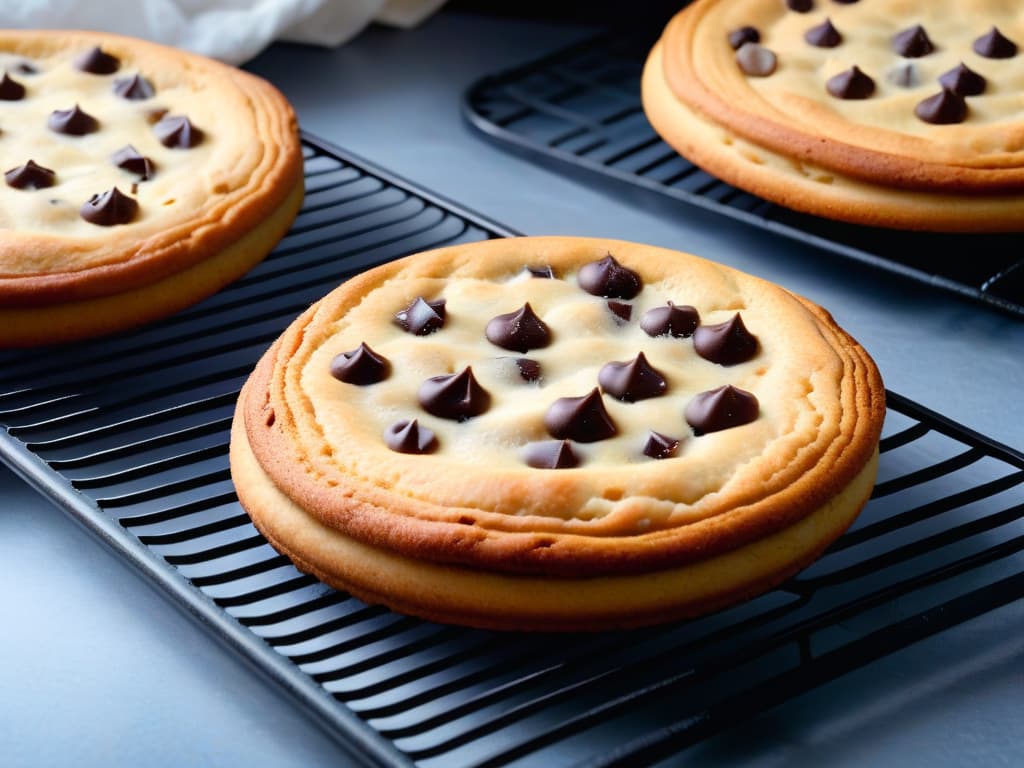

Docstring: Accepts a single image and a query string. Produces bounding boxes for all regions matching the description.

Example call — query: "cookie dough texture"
[0,30,303,346]
[230,237,885,631]
[642,0,1024,231]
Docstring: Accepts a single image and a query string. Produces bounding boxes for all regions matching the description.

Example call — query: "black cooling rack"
[2,134,1024,767]
[462,32,1024,320]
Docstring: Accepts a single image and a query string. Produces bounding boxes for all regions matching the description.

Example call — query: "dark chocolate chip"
[418,367,490,421]
[643,431,680,459]
[736,42,778,77]
[685,385,759,435]
[887,62,918,88]
[526,264,555,278]
[598,352,668,402]
[14,61,38,75]
[694,313,759,365]
[0,71,26,100]
[113,73,155,100]
[826,66,875,99]
[516,358,542,382]
[5,160,55,190]
[607,300,632,323]
[915,88,967,125]
[640,302,700,338]
[892,24,934,57]
[74,46,120,74]
[523,440,579,469]
[394,297,446,335]
[544,388,617,442]
[485,302,551,352]
[330,342,390,385]
[154,115,203,148]
[973,27,1017,59]
[111,145,155,180]
[384,419,437,454]
[48,104,99,135]
[785,0,813,11]
[577,254,641,299]
[728,26,760,50]
[80,187,138,226]
[805,18,842,48]
[938,62,986,96]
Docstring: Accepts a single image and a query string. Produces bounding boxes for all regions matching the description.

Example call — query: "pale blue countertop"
[3,11,1023,767]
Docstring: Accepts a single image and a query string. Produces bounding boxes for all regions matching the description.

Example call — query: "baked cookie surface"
[230,237,885,631]
[642,1,1024,231]
[0,29,303,345]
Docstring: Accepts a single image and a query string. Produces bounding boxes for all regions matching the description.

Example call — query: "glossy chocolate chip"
[5,160,55,190]
[643,431,680,460]
[154,115,203,148]
[887,62,918,88]
[80,187,138,226]
[694,313,759,365]
[973,27,1017,59]
[641,302,699,338]
[685,385,759,435]
[544,388,617,442]
[48,104,99,135]
[485,303,551,352]
[736,43,777,77]
[785,0,813,11]
[330,342,390,385]
[892,24,934,57]
[938,62,986,96]
[728,26,760,50]
[526,265,555,278]
[523,440,579,469]
[598,352,667,402]
[113,73,155,100]
[394,297,446,335]
[111,145,155,180]
[418,367,490,421]
[915,89,967,124]
[805,18,842,48]
[74,46,120,74]
[826,66,875,99]
[384,419,437,454]
[516,358,542,382]
[607,300,632,323]
[0,72,26,100]
[577,254,641,299]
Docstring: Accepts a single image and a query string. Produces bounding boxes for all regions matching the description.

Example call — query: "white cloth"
[0,0,448,64]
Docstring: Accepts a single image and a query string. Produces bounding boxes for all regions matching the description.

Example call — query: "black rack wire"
[462,32,1024,320]
[2,135,1023,767]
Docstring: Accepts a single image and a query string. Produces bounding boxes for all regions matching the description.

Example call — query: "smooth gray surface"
[2,10,1022,767]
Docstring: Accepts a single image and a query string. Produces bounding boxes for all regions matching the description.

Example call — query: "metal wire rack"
[462,32,1024,320]
[2,135,1023,767]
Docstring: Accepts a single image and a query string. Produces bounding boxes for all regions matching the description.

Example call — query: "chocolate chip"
[887,62,918,88]
[74,46,120,74]
[418,367,490,421]
[526,265,555,279]
[330,342,390,385]
[805,18,842,48]
[523,440,579,469]
[736,42,778,77]
[640,302,699,337]
[113,73,155,100]
[154,115,203,148]
[0,72,26,100]
[485,303,551,352]
[915,88,968,125]
[5,159,56,190]
[395,297,446,335]
[577,254,641,299]
[598,352,668,402]
[826,66,875,99]
[607,300,632,323]
[384,419,437,454]
[892,24,934,57]
[80,187,138,226]
[544,388,617,442]
[685,385,759,435]
[516,358,542,382]
[785,0,813,11]
[728,26,760,50]
[938,63,986,97]
[48,104,99,135]
[973,27,1017,59]
[694,313,759,365]
[14,61,38,75]
[643,431,680,459]
[111,145,155,180]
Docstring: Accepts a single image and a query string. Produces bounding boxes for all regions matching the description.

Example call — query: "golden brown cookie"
[642,1,1024,231]
[0,29,303,346]
[229,236,885,631]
